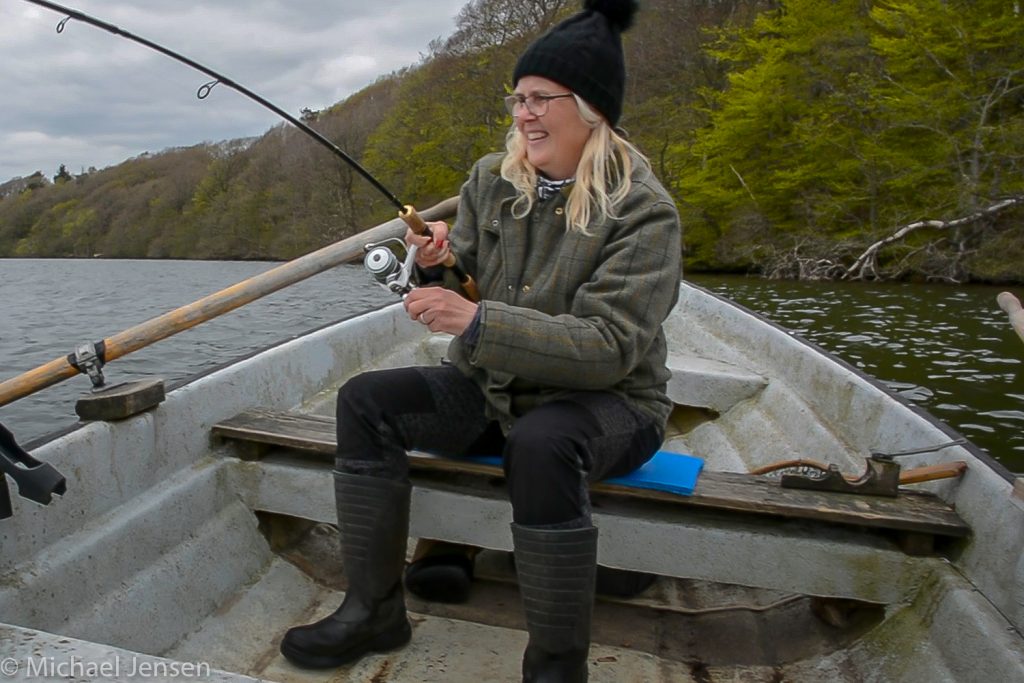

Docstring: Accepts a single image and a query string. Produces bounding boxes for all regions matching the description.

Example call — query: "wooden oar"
[751,459,967,486]
[997,291,1024,345]
[0,197,460,408]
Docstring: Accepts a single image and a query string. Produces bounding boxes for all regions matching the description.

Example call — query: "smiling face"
[513,75,595,180]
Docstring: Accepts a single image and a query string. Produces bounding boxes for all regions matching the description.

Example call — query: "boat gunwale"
[684,280,1015,484]
[21,298,399,452]
[22,275,1010,483]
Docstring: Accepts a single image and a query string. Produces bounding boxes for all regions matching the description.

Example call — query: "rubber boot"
[405,542,654,604]
[280,472,412,668]
[512,524,598,683]
[404,539,479,604]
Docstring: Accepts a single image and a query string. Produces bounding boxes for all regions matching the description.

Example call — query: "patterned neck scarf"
[536,176,574,201]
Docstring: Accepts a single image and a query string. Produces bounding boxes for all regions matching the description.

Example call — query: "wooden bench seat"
[212,409,969,552]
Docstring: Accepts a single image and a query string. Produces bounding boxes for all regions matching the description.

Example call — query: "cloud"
[0,0,468,181]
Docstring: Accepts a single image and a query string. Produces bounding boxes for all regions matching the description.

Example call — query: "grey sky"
[0,0,469,182]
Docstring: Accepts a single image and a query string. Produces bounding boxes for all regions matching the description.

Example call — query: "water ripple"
[0,259,393,444]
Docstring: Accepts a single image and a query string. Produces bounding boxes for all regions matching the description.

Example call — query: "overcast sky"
[0,0,469,182]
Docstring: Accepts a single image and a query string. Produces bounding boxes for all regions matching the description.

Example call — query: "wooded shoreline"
[3,0,1022,284]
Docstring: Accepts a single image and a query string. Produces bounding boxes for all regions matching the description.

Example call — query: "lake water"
[1,259,1021,472]
[0,259,394,447]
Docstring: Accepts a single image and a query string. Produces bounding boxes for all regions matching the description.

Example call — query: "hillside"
[2,0,1022,283]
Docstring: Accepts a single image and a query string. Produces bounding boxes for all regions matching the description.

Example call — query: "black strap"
[0,421,66,519]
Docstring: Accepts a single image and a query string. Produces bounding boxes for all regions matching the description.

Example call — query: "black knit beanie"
[513,0,638,126]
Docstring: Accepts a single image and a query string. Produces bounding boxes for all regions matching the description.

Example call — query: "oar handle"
[399,204,480,302]
[752,459,967,485]
[997,291,1024,344]
[897,461,967,485]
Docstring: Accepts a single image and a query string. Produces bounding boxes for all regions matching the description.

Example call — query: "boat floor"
[161,518,883,683]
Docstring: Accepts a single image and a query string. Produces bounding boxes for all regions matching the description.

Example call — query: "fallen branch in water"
[844,196,1024,281]
[998,291,1024,345]
[761,239,848,281]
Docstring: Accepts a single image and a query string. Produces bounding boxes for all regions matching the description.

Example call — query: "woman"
[280,1,681,680]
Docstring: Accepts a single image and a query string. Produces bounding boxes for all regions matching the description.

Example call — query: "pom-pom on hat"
[513,0,639,126]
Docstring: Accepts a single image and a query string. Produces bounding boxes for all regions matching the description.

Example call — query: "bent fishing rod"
[20,0,479,300]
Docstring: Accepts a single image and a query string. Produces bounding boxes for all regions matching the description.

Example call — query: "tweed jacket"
[444,151,682,433]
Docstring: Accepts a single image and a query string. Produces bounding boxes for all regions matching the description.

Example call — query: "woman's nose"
[517,106,539,122]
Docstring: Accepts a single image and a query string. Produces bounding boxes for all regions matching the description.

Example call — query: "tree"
[2,0,1022,282]
[26,171,48,191]
[863,0,1024,280]
[361,0,586,215]
[53,164,73,184]
[673,0,1024,281]
[432,0,572,57]
[677,0,879,270]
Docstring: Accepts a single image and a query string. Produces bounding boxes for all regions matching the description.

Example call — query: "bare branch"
[729,164,759,206]
[439,0,570,57]
[760,237,848,281]
[844,196,1024,280]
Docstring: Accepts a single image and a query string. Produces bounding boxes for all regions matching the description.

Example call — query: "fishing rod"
[2,2,474,518]
[20,0,479,300]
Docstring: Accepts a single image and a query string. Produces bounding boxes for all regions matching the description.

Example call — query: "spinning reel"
[363,239,420,297]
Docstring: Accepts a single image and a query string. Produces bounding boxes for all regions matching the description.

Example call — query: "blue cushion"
[605,450,704,496]
[453,450,704,497]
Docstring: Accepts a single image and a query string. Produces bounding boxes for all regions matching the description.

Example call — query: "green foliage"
[870,0,1024,205]
[13,197,96,256]
[362,51,514,211]
[676,0,1024,279]
[678,1,883,264]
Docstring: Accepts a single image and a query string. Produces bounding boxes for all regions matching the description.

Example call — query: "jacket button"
[555,207,564,215]
[491,219,500,227]
[521,285,531,293]
[507,285,514,291]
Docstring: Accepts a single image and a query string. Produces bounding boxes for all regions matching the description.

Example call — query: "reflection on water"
[689,274,1024,473]
[0,261,1020,472]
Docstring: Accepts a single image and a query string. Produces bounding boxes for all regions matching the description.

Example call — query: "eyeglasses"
[503,92,574,117]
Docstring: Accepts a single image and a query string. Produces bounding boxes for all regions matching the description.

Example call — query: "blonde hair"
[500,95,646,234]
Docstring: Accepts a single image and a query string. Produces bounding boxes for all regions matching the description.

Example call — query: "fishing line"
[23,0,405,211]
[23,0,480,299]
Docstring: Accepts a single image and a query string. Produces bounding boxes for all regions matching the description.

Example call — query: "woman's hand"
[404,285,478,335]
[406,221,451,268]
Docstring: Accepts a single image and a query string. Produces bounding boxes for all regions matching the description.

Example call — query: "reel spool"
[365,245,402,284]
[363,239,418,296]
